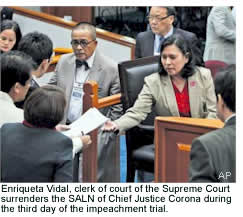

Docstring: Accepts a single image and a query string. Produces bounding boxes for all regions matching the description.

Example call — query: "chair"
[118,55,160,182]
[205,60,228,79]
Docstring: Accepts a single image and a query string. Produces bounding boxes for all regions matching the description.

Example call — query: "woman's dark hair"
[24,85,66,129]
[0,19,22,50]
[1,50,34,93]
[159,34,196,79]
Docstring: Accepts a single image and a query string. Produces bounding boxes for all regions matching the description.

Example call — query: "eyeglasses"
[71,39,96,48]
[147,15,171,22]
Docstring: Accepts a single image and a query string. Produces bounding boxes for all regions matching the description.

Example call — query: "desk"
[154,117,223,182]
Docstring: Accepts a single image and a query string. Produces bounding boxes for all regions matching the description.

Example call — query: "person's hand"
[101,120,119,132]
[56,124,70,132]
[81,135,92,149]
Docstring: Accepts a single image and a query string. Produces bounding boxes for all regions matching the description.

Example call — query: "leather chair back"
[119,55,160,125]
[118,55,160,181]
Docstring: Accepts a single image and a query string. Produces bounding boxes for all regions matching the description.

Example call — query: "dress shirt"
[67,50,96,123]
[154,27,174,55]
[225,113,236,124]
[172,80,191,117]
[0,91,24,127]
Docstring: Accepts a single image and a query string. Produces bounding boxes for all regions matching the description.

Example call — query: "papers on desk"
[62,108,108,137]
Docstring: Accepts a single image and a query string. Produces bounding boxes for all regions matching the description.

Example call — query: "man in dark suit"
[135,7,203,65]
[15,31,53,108]
[189,65,236,182]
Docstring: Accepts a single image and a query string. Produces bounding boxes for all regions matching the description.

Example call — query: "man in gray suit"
[50,22,122,182]
[189,65,236,182]
[203,7,236,64]
[135,6,203,65]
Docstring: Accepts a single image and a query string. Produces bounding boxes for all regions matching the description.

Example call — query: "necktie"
[76,59,89,71]
[157,36,164,53]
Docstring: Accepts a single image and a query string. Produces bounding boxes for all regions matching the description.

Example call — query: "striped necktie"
[157,36,164,53]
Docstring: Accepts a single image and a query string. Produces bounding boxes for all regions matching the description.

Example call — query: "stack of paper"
[62,108,108,137]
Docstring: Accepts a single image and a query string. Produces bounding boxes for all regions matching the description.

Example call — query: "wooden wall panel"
[41,7,94,23]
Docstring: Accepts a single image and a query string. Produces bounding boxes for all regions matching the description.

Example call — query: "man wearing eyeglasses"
[135,7,202,64]
[50,22,122,182]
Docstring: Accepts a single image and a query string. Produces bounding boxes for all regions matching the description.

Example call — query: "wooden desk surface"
[155,117,224,129]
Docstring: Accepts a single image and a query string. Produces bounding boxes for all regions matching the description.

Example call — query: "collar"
[86,49,96,69]
[0,91,14,104]
[155,26,173,39]
[225,113,236,124]
[165,26,173,38]
[32,74,37,81]
[23,120,56,130]
[31,75,40,87]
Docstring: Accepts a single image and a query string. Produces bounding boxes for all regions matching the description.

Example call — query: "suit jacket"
[189,116,236,182]
[1,123,73,182]
[115,67,217,133]
[0,91,24,128]
[0,92,82,162]
[49,49,122,122]
[49,49,122,182]
[135,28,202,64]
[203,7,236,64]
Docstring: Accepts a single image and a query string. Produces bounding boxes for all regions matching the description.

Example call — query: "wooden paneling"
[82,81,99,182]
[41,7,94,23]
[154,117,224,182]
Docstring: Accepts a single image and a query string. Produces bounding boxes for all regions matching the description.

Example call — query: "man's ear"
[94,40,98,47]
[169,15,175,24]
[217,94,225,108]
[40,59,50,73]
[13,82,21,94]
[41,59,49,67]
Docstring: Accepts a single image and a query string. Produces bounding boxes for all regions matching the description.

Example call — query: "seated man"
[189,65,236,182]
[135,6,203,65]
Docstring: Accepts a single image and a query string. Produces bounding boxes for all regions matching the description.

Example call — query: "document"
[62,108,108,137]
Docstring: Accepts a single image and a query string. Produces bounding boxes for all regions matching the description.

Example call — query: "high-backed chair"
[118,55,160,182]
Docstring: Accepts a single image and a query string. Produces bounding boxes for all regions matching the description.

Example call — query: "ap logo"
[218,171,231,180]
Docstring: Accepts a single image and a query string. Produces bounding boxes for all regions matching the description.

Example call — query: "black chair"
[118,55,160,182]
